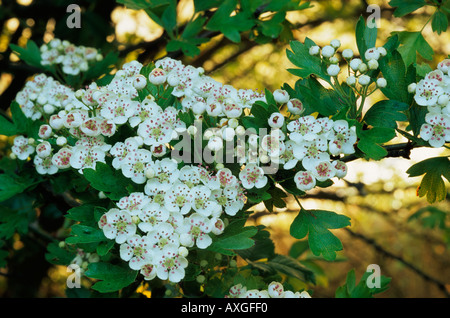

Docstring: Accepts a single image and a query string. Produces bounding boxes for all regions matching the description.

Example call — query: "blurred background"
[0,0,449,298]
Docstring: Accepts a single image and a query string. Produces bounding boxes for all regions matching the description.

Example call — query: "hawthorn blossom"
[179,213,213,249]
[154,243,189,283]
[120,148,153,184]
[137,116,174,146]
[138,203,171,232]
[101,208,136,244]
[120,235,153,270]
[420,113,450,148]
[34,155,58,175]
[11,136,34,160]
[144,158,181,195]
[327,119,357,155]
[239,163,268,189]
[52,148,73,169]
[117,192,152,216]
[164,181,194,215]
[294,170,316,191]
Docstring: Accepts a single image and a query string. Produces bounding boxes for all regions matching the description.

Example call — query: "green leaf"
[357,126,397,160]
[82,162,131,200]
[0,115,17,136]
[205,0,254,43]
[0,206,31,239]
[389,0,427,17]
[45,241,75,265]
[290,209,351,261]
[9,40,43,69]
[335,269,391,298]
[208,219,258,255]
[237,226,275,261]
[378,50,413,104]
[431,10,448,35]
[363,100,409,129]
[408,206,448,229]
[286,39,330,81]
[65,224,107,244]
[355,16,378,62]
[395,31,434,66]
[83,52,118,82]
[406,156,450,203]
[85,262,138,293]
[0,173,41,203]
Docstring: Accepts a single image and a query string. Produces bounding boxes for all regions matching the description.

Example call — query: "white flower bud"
[349,58,362,71]
[222,127,235,141]
[43,104,55,114]
[408,83,417,93]
[268,112,285,128]
[273,89,290,104]
[287,98,304,115]
[358,75,371,86]
[358,63,368,73]
[98,191,107,199]
[329,56,339,64]
[342,49,354,59]
[228,118,239,128]
[377,47,387,57]
[203,129,214,140]
[207,136,223,151]
[179,246,189,257]
[145,167,155,179]
[309,45,320,56]
[133,74,147,90]
[376,77,387,88]
[346,76,356,86]
[365,47,380,61]
[438,94,449,106]
[330,39,341,49]
[259,154,270,164]
[321,45,335,58]
[56,136,67,146]
[327,64,341,76]
[187,125,198,136]
[368,59,379,70]
[235,125,246,136]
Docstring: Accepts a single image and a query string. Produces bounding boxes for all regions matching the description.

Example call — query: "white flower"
[191,185,220,217]
[311,160,336,182]
[154,243,188,283]
[144,158,180,195]
[100,97,138,125]
[147,222,180,250]
[420,113,450,148]
[268,281,285,298]
[12,136,34,160]
[120,235,152,270]
[120,148,153,184]
[101,208,136,244]
[36,141,52,158]
[33,155,58,175]
[52,148,73,169]
[207,136,224,152]
[140,264,157,281]
[328,120,357,155]
[137,116,174,146]
[287,115,321,143]
[117,192,151,216]
[332,160,348,178]
[38,124,53,139]
[164,181,193,215]
[148,67,168,85]
[437,59,450,74]
[69,146,106,173]
[414,78,444,106]
[133,74,147,90]
[273,89,290,104]
[287,98,304,115]
[294,170,316,191]
[138,202,170,232]
[179,213,213,249]
[268,112,285,128]
[239,163,268,189]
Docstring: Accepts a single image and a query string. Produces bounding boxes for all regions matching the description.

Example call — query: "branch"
[340,142,421,163]
[345,228,450,298]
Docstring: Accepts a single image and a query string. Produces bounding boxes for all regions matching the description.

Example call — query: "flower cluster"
[10,38,360,285]
[226,282,311,298]
[409,59,450,148]
[98,164,245,282]
[40,38,103,76]
[309,39,388,89]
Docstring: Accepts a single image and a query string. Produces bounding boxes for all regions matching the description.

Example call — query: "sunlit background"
[0,0,449,298]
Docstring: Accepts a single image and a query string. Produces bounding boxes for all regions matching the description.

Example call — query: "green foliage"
[85,262,138,293]
[406,157,450,203]
[335,269,391,298]
[290,209,351,261]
